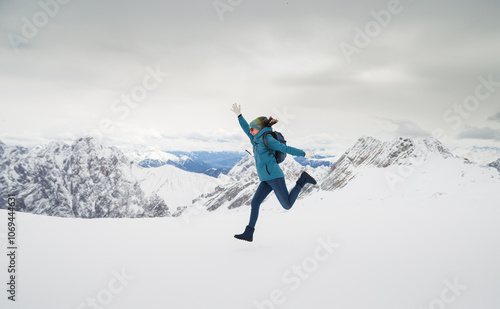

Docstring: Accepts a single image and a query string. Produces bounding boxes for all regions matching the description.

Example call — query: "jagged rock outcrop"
[320,136,454,191]
[0,137,170,218]
[488,158,500,173]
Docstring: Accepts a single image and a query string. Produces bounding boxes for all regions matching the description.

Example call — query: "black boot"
[234,225,254,242]
[297,171,317,187]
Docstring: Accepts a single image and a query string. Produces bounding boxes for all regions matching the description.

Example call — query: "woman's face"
[250,127,260,136]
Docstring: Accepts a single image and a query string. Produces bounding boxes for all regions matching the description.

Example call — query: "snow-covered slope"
[0,163,498,309]
[1,136,499,308]
[320,136,455,191]
[452,146,500,165]
[134,163,220,210]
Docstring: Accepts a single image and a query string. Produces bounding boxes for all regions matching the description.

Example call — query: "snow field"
[1,183,499,309]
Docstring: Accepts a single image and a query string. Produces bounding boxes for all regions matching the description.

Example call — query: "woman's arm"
[265,134,306,157]
[238,115,253,141]
[231,103,253,141]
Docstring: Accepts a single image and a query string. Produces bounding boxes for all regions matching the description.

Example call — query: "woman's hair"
[265,117,279,127]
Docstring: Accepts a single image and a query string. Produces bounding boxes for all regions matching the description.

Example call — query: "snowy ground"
[1,158,499,309]
[1,195,499,308]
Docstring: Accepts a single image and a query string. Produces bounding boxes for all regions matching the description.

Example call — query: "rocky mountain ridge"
[1,138,170,218]
[1,136,496,218]
[319,136,455,192]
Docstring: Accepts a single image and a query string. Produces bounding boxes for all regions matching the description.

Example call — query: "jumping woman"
[231,103,317,242]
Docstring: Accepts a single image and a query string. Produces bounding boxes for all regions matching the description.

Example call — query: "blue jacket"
[238,115,306,181]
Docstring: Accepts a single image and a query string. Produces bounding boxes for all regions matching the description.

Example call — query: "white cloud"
[458,127,500,141]
[377,118,431,139]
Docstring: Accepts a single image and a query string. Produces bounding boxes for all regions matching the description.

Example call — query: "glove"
[231,103,241,116]
[304,151,315,159]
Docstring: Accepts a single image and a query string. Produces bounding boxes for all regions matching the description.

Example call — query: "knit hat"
[249,117,268,130]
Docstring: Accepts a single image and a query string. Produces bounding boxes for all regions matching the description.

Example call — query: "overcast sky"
[1,0,499,153]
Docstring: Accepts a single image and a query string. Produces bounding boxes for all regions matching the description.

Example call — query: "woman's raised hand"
[231,103,241,116]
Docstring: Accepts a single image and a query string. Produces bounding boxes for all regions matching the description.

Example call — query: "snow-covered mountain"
[452,146,500,165]
[161,155,225,177]
[193,154,327,212]
[192,136,499,213]
[135,163,219,211]
[2,137,499,309]
[1,143,498,309]
[121,146,178,165]
[488,158,500,173]
[123,146,333,177]
[122,148,245,177]
[319,136,455,191]
[2,136,498,219]
[0,137,167,218]
[167,151,246,172]
[0,137,218,218]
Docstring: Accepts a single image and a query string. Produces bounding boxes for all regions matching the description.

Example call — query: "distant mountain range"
[121,148,242,177]
[192,136,461,211]
[160,151,246,177]
[123,149,334,178]
[192,154,326,212]
[0,138,218,218]
[1,136,498,218]
[451,146,500,165]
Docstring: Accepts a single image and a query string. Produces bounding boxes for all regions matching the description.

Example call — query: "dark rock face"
[488,158,500,173]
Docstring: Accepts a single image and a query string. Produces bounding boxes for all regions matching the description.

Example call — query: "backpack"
[262,131,287,164]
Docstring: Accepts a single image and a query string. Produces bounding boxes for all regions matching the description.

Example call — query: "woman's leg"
[248,181,273,228]
[267,177,302,210]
